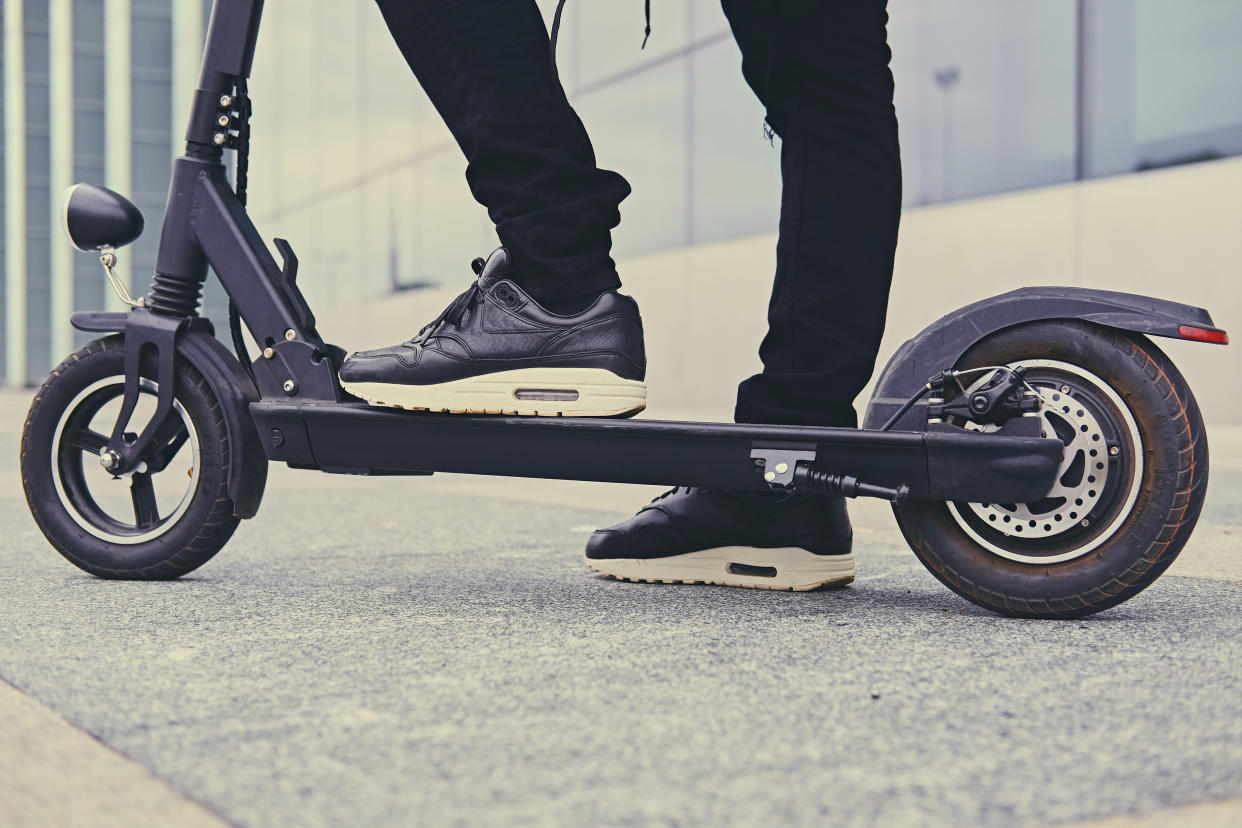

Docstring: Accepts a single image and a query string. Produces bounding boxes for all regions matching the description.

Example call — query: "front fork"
[97,150,343,477]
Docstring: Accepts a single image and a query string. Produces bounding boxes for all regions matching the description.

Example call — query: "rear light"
[1178,325,1229,345]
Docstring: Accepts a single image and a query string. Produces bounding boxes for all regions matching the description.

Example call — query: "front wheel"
[893,320,1208,618]
[21,335,240,579]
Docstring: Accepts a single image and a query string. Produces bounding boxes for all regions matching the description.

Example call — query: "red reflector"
[1178,325,1229,345]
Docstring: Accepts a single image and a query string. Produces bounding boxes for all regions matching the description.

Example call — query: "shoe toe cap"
[585,529,629,560]
[339,348,410,383]
[585,519,679,560]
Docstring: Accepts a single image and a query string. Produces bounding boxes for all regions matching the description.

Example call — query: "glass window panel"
[74,111,105,158]
[74,0,105,41]
[570,2,691,91]
[132,139,171,194]
[690,0,731,40]
[74,54,106,97]
[23,7,48,69]
[888,0,1077,205]
[690,37,780,245]
[1132,0,1242,166]
[132,78,171,133]
[26,79,50,126]
[132,17,172,69]
[359,5,426,172]
[410,150,494,291]
[575,59,687,258]
[26,176,51,226]
[26,139,50,182]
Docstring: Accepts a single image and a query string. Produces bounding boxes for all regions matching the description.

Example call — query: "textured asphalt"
[2,391,1242,827]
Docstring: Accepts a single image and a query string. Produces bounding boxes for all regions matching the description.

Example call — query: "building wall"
[72,0,108,343]
[21,0,50,382]
[242,0,1242,311]
[0,0,211,385]
[244,0,1241,426]
[2,0,1240,389]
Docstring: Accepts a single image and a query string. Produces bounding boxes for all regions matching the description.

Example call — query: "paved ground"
[2,389,1241,827]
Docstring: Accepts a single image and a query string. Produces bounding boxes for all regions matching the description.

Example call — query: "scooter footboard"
[250,402,1060,503]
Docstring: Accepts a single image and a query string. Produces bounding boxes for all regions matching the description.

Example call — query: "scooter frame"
[71,0,1228,520]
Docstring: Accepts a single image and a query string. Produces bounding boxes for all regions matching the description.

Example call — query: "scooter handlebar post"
[185,0,265,149]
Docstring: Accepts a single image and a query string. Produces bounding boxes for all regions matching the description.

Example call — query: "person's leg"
[373,0,630,307]
[585,0,898,588]
[341,2,646,417]
[724,0,902,428]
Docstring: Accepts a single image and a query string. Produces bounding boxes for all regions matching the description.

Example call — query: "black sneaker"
[339,248,647,417]
[586,488,854,591]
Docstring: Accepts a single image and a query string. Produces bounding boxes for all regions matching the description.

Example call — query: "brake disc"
[963,385,1110,539]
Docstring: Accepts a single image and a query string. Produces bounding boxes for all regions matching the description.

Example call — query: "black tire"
[21,335,240,579]
[893,319,1208,618]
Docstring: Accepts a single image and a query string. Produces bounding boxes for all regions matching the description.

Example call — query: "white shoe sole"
[587,547,855,592]
[341,367,647,417]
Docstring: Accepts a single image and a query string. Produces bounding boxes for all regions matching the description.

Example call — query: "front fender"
[863,286,1225,432]
[71,310,268,518]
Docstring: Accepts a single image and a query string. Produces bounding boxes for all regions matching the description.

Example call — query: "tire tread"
[20,336,240,580]
[895,322,1208,618]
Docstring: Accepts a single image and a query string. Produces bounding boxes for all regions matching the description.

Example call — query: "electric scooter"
[20,0,1229,618]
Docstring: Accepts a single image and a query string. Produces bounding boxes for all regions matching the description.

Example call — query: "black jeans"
[375,0,901,428]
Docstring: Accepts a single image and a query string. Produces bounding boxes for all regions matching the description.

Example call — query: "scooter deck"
[250,400,1062,503]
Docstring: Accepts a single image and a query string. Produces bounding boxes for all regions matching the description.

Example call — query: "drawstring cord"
[549,0,651,86]
[550,0,568,86]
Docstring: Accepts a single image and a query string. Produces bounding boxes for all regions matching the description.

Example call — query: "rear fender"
[71,311,268,518]
[863,287,1225,432]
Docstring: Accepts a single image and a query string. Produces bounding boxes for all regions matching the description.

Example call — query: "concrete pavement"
[2,389,1241,827]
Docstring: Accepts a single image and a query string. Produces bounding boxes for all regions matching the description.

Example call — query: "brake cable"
[227,80,258,389]
[878,366,1044,432]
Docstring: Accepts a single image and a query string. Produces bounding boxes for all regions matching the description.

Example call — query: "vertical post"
[172,0,205,154]
[105,0,133,311]
[49,0,75,359]
[4,0,28,385]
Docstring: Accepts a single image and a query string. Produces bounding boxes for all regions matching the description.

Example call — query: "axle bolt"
[263,347,275,359]
[1060,385,1071,394]
[284,329,296,341]
[99,450,120,471]
[219,95,233,108]
[283,380,297,395]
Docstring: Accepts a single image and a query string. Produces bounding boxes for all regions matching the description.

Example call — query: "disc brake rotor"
[963,386,1110,539]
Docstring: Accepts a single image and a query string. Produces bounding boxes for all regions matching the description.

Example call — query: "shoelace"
[408,258,488,347]
[649,486,689,503]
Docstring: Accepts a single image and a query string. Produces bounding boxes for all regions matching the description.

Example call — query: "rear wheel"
[893,320,1208,618]
[21,335,240,579]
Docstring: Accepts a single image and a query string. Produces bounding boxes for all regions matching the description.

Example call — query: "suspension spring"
[793,466,910,503]
[145,274,203,317]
